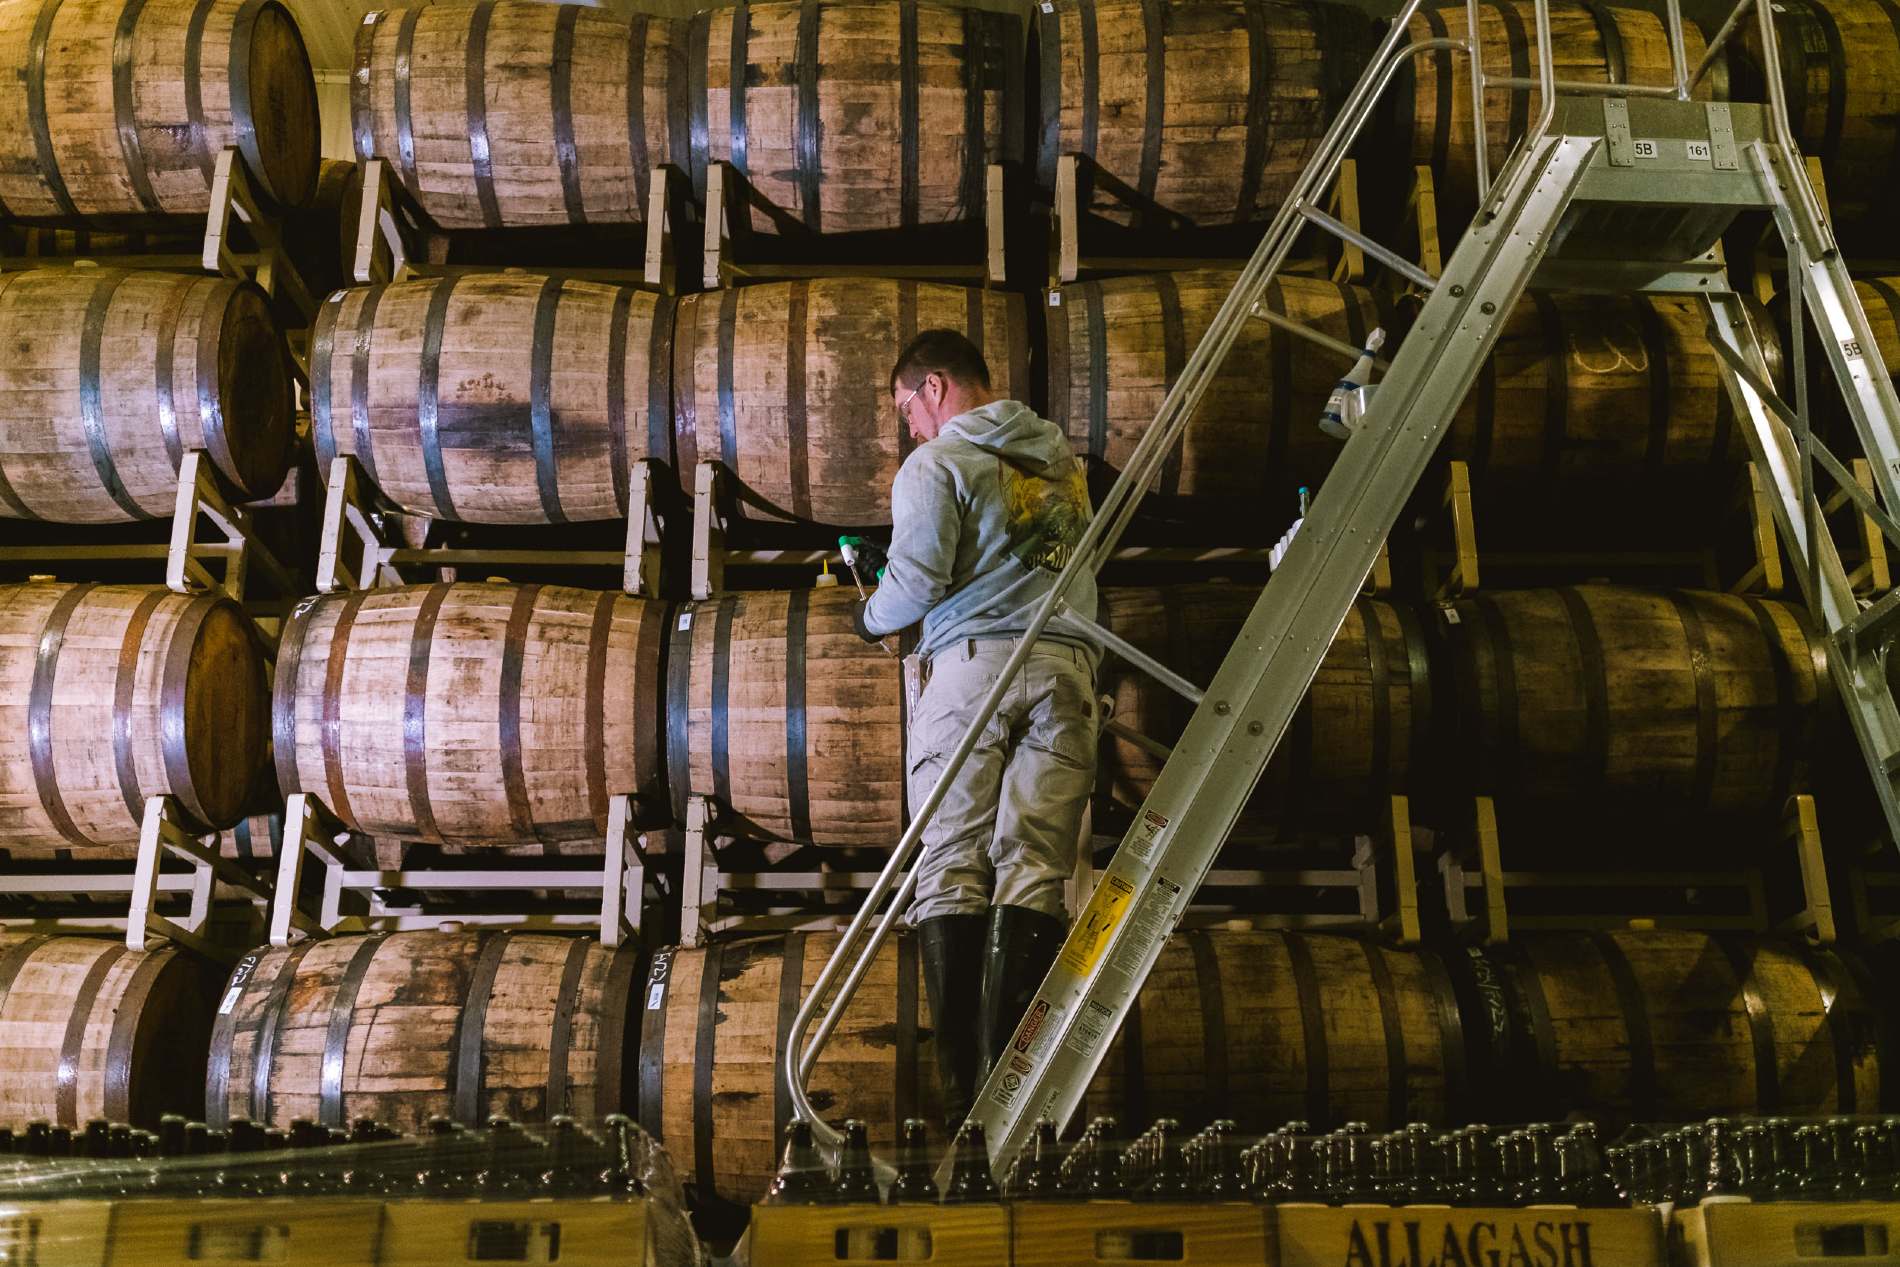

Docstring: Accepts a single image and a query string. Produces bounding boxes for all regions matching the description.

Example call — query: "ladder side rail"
[1662,0,1692,98]
[782,0,1449,1145]
[1466,0,1491,199]
[962,134,1597,1178]
[1529,0,1558,140]
[1752,0,1796,151]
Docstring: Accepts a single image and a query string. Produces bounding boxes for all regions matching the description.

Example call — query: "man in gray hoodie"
[854,328,1101,1129]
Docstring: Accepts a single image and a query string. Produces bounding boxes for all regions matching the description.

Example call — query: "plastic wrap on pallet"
[0,1116,703,1267]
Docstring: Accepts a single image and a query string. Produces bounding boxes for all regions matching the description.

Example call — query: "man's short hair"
[890,328,991,395]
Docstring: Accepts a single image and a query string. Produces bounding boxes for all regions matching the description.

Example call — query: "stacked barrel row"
[0,924,1878,1210]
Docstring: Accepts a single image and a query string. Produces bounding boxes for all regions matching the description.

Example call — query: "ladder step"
[1103,719,1174,763]
[1247,304,1389,369]
[1845,588,1900,657]
[1294,202,1438,292]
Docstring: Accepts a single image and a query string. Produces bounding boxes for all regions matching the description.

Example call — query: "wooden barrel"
[1099,587,1431,840]
[0,583,268,855]
[0,936,220,1130]
[311,273,673,524]
[686,1,1022,235]
[1738,0,1900,254]
[0,0,318,221]
[284,158,362,306]
[1082,931,1465,1133]
[353,2,674,231]
[644,935,941,1209]
[1399,1,1713,204]
[1048,273,1772,510]
[674,279,1028,527]
[1440,586,1831,822]
[1035,0,1378,227]
[667,586,905,847]
[208,931,641,1132]
[273,584,666,848]
[1455,931,1893,1128]
[0,268,293,521]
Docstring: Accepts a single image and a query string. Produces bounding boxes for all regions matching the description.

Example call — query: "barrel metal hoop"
[784,590,813,844]
[1034,2,1061,191]
[595,939,643,1117]
[794,0,822,231]
[1739,596,1802,811]
[1077,0,1100,168]
[710,596,737,813]
[250,941,314,1125]
[1283,933,1331,1127]
[628,15,651,210]
[351,11,385,164]
[715,287,741,472]
[320,934,387,1128]
[158,594,222,832]
[1720,936,1782,1113]
[104,948,172,1124]
[1083,283,1109,462]
[784,283,813,521]
[1235,0,1271,223]
[392,4,426,201]
[112,590,170,825]
[1471,594,1521,794]
[899,0,920,227]
[453,933,511,1124]
[1580,1,1628,88]
[646,294,676,474]
[1187,931,1230,1113]
[28,0,80,219]
[1874,0,1900,195]
[1798,941,1856,1115]
[1665,591,1720,813]
[159,275,206,471]
[1361,939,1409,1128]
[319,591,370,829]
[1555,587,1610,795]
[1154,274,1189,497]
[665,605,695,826]
[227,0,271,199]
[205,950,260,1128]
[1501,941,1561,1117]
[80,271,151,521]
[685,11,711,200]
[583,592,619,833]
[1393,598,1432,783]
[606,288,635,517]
[111,0,161,214]
[528,277,568,524]
[58,945,128,1128]
[348,287,386,490]
[959,8,986,223]
[182,0,221,184]
[1357,599,1394,809]
[272,597,317,798]
[772,932,808,1151]
[692,942,725,1200]
[1136,0,1165,216]
[309,290,344,472]
[637,948,676,1136]
[465,1,502,232]
[1589,932,1658,1123]
[550,3,585,224]
[0,938,49,1024]
[895,933,919,1129]
[544,936,594,1120]
[194,280,247,493]
[726,3,750,180]
[1419,947,1469,1122]
[417,277,464,521]
[402,584,453,844]
[1633,295,1672,471]
[498,584,544,843]
[29,584,100,850]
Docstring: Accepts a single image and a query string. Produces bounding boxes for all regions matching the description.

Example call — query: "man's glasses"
[897,383,921,422]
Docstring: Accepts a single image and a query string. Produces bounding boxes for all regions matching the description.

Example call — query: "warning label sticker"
[1058,873,1136,976]
[1124,809,1170,863]
[1107,876,1182,979]
[1066,999,1117,1059]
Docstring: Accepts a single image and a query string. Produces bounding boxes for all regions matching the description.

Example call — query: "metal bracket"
[1706,102,1739,171]
[1603,98,1635,166]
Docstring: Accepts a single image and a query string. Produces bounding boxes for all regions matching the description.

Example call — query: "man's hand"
[839,535,889,582]
[852,600,883,644]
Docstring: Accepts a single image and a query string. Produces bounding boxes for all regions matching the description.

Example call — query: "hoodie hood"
[939,399,1073,477]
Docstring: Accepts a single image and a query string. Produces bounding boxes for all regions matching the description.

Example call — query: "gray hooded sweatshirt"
[863,399,1101,666]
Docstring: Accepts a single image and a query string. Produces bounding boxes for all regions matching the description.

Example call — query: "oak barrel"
[0,0,319,221]
[667,586,905,847]
[643,935,941,1209]
[0,268,293,521]
[0,583,268,855]
[1455,931,1893,1128]
[208,931,642,1132]
[1035,0,1379,227]
[674,279,1028,527]
[1050,273,1772,510]
[352,2,675,231]
[1099,587,1431,840]
[686,1,1022,234]
[311,273,673,524]
[273,584,666,848]
[1439,586,1831,822]
[1399,1,1714,206]
[0,936,220,1130]
[1738,0,1900,253]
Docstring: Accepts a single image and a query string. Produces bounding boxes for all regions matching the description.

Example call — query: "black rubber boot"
[979,905,1068,1077]
[918,913,986,1132]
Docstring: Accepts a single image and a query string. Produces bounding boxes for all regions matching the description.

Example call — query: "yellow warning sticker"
[1058,874,1137,976]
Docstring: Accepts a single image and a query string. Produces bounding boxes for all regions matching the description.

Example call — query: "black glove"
[852,600,883,644]
[854,540,889,580]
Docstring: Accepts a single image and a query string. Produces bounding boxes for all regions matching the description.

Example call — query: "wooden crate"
[1275,1204,1666,1267]
[0,1200,111,1267]
[106,1199,379,1267]
[1677,1201,1900,1267]
[748,1203,1009,1266]
[380,1198,655,1267]
[1013,1202,1270,1267]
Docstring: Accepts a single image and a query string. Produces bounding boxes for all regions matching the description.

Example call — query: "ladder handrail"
[780,0,1462,1150]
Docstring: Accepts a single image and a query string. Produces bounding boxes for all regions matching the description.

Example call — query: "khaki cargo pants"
[906,638,1097,922]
